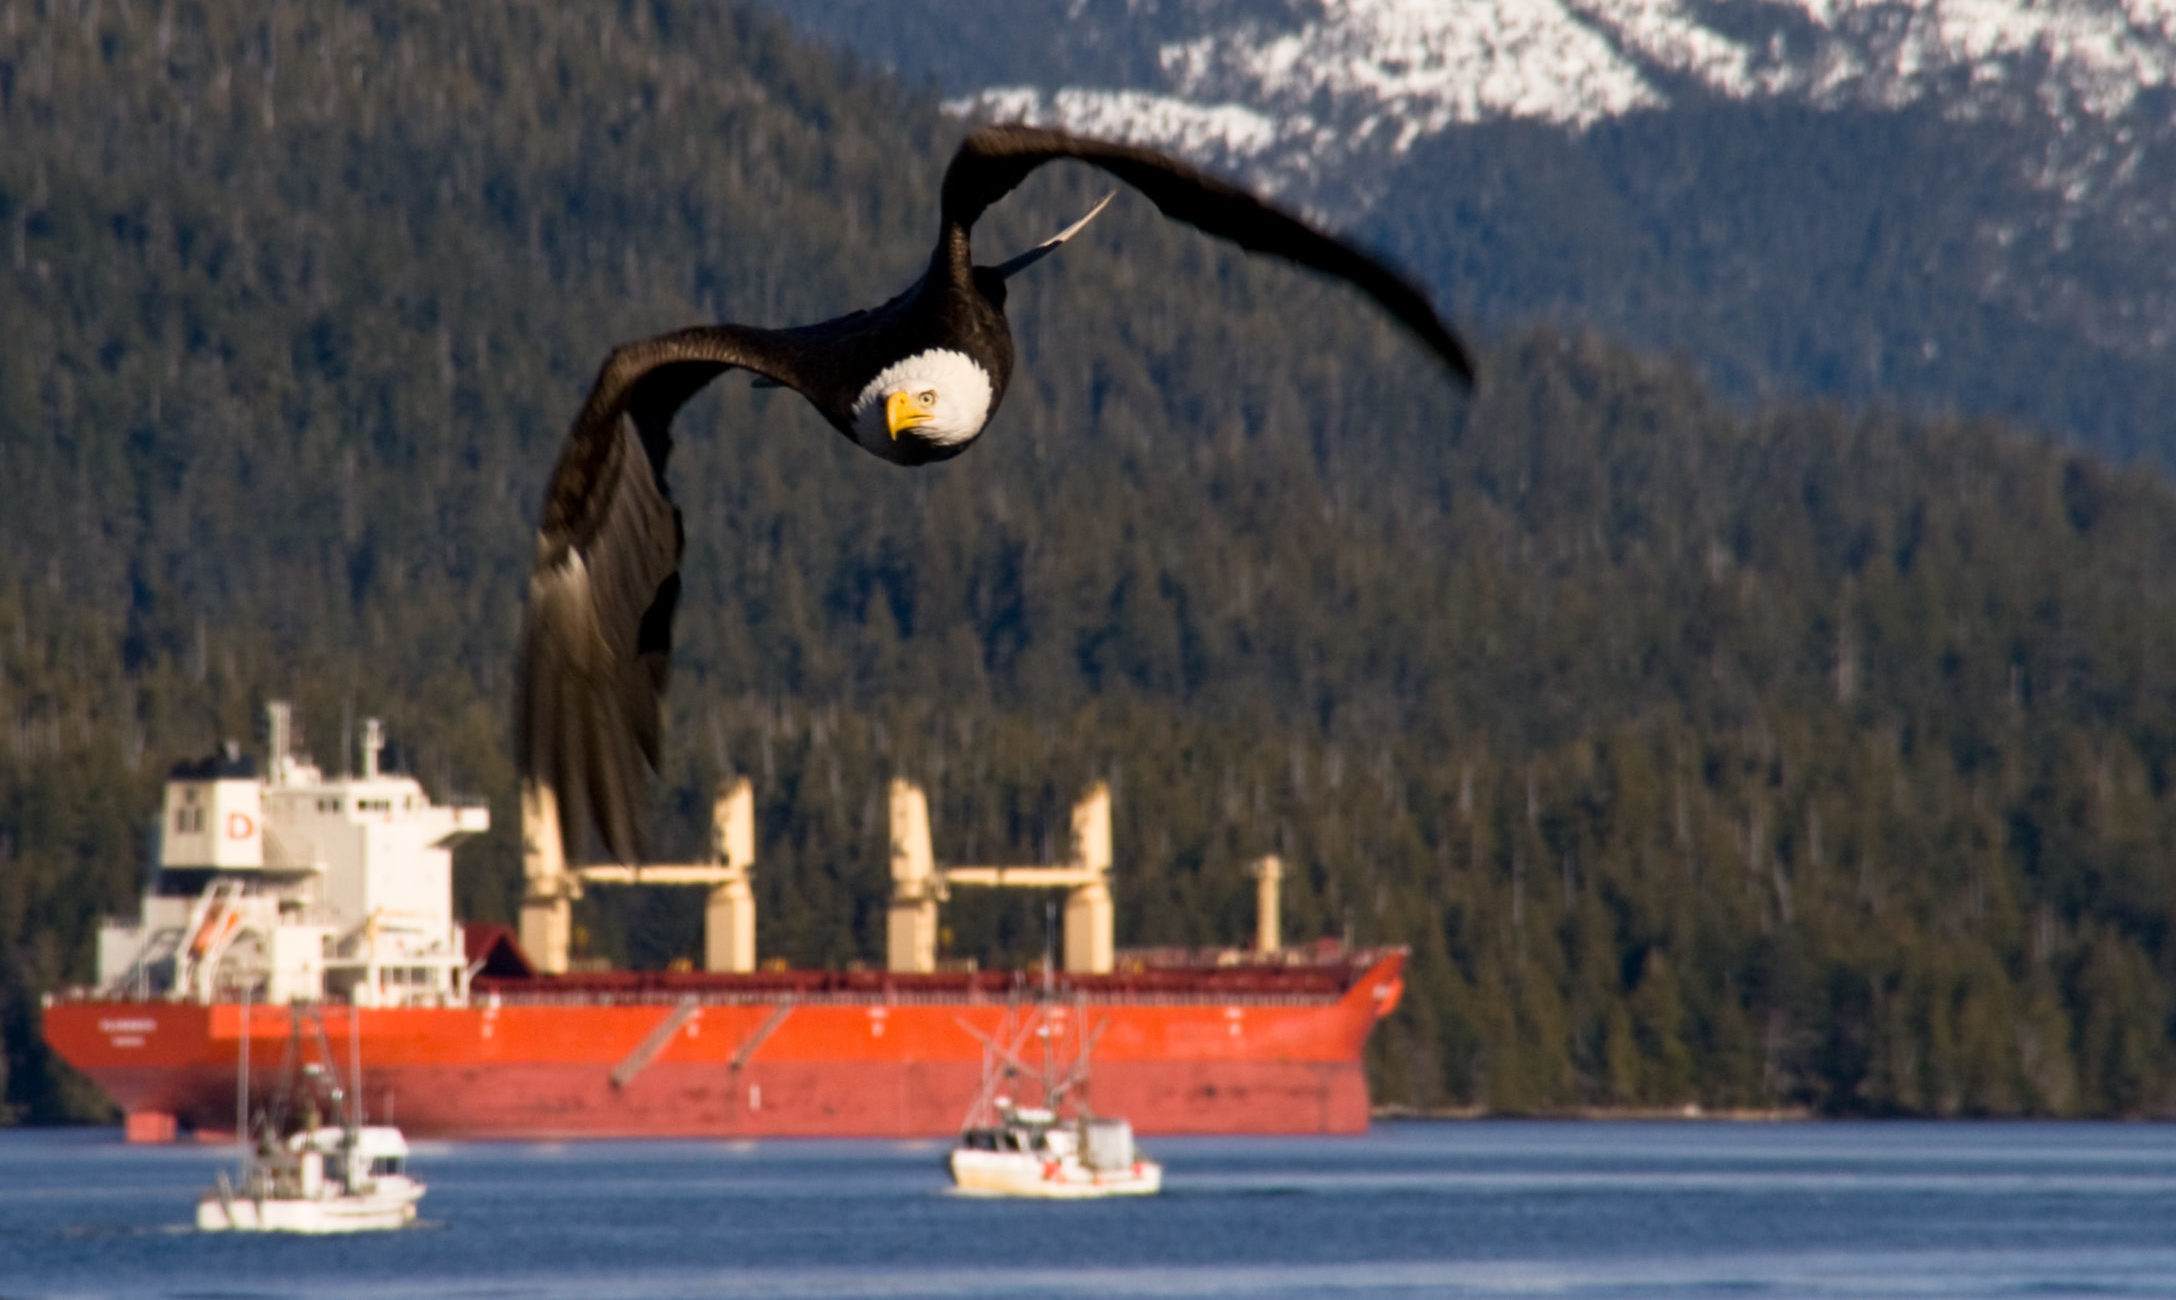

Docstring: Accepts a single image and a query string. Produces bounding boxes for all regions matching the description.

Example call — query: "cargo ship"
[42,703,1405,1142]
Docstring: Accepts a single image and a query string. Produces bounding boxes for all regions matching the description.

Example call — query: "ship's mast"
[236,982,252,1182]
[266,701,291,788]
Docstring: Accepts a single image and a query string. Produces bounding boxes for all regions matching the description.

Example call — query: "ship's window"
[370,1156,402,1176]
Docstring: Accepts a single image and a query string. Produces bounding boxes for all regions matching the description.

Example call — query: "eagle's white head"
[850,348,995,461]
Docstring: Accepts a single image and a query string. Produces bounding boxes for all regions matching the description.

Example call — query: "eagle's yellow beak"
[886,390,933,439]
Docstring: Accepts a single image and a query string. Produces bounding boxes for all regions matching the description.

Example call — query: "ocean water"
[3,1120,2174,1297]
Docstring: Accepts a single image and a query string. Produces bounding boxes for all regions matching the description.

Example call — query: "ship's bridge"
[97,702,488,1008]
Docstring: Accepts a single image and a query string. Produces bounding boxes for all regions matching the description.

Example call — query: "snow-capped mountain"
[949,0,2176,216]
[761,0,2176,461]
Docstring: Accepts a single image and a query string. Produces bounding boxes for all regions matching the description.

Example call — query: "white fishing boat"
[949,1101,1162,1198]
[198,1121,424,1232]
[197,1002,426,1233]
[945,990,1162,1198]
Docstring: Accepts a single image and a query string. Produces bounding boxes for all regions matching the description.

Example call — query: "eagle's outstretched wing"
[518,325,816,865]
[941,124,1475,385]
[525,129,1473,864]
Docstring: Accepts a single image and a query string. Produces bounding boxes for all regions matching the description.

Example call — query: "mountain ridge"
[947,0,2176,204]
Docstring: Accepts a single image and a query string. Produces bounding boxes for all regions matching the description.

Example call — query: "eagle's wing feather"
[941,124,1474,385]
[519,325,813,865]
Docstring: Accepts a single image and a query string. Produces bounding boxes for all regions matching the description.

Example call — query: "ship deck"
[471,962,1377,1008]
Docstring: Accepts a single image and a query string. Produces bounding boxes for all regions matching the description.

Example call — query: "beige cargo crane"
[885,779,1115,975]
[520,779,757,975]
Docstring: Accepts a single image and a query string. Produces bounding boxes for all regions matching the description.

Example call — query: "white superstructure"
[98,702,489,1007]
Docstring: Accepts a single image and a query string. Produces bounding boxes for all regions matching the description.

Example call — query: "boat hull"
[196,1185,422,1233]
[949,1151,1163,1198]
[44,953,1405,1141]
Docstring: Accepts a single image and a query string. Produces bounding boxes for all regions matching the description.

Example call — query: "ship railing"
[102,923,184,999]
[468,986,1344,1010]
[1111,938,1364,968]
[283,902,353,929]
[39,979,1342,1009]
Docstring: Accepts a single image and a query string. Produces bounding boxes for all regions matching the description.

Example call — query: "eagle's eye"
[917,390,937,408]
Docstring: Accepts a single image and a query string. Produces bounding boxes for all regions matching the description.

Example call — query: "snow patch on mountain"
[1784,0,2176,116]
[975,86,1287,160]
[945,0,2176,209]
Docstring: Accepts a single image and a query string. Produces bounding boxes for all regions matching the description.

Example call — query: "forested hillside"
[5,0,2176,1122]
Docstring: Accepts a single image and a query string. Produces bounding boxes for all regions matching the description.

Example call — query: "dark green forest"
[5,0,2176,1122]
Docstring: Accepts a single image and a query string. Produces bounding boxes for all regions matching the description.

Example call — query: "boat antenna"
[350,1000,364,1129]
[1042,899,1056,1001]
[1039,899,1058,1113]
[236,982,252,1184]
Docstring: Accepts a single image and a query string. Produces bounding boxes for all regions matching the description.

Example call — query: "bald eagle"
[520,124,1474,863]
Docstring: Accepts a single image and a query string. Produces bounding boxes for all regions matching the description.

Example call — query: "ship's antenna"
[236,982,252,1184]
[350,999,364,1129]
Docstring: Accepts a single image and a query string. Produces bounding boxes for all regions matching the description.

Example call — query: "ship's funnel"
[267,701,292,788]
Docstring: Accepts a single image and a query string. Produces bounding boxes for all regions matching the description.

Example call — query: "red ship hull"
[43,951,1405,1141]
